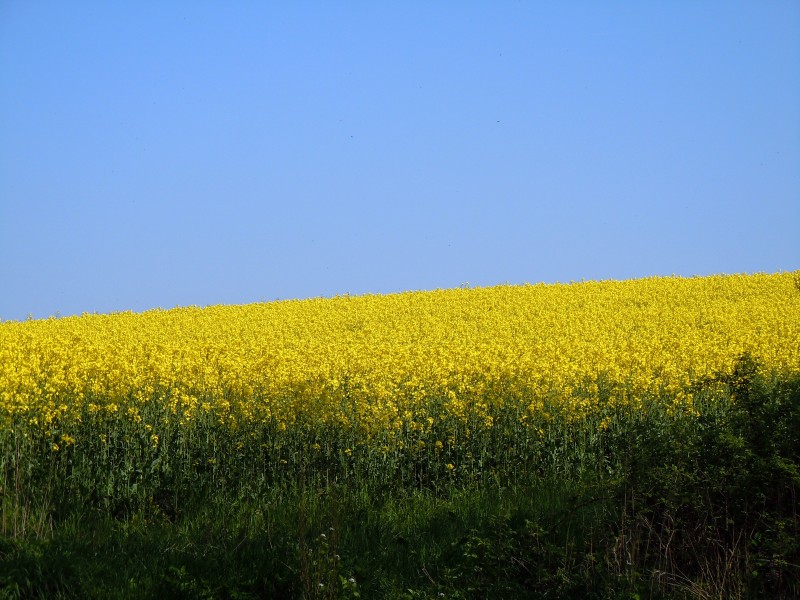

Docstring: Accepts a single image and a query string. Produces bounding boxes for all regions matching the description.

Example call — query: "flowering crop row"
[1,272,798,438]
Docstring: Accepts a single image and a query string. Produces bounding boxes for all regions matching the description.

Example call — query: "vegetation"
[1,272,798,598]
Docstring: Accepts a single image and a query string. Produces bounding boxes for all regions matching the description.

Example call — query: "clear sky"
[1,2,798,321]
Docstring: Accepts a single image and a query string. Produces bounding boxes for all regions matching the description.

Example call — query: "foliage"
[0,273,798,597]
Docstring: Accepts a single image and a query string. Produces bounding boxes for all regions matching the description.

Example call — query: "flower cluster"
[1,272,797,437]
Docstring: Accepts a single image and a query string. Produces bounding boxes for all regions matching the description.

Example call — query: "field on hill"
[1,272,799,599]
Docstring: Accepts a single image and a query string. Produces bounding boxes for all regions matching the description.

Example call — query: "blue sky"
[1,2,798,321]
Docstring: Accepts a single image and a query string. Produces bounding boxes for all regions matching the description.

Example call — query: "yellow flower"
[0,272,796,449]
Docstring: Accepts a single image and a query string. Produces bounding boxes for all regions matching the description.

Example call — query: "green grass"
[0,480,620,599]
[1,357,799,599]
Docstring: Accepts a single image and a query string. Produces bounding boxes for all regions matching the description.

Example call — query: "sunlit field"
[2,272,799,599]
[3,272,798,437]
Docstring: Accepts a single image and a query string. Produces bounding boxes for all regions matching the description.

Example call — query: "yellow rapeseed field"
[1,272,798,438]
